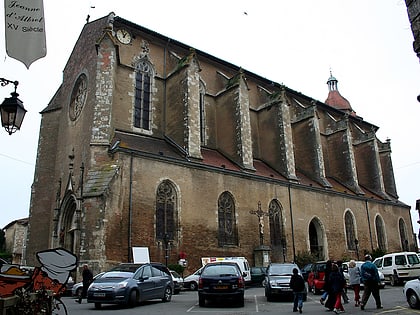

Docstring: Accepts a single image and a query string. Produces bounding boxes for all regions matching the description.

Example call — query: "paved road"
[62,285,419,315]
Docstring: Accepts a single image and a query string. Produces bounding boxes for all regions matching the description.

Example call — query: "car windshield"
[100,271,133,279]
[268,265,295,276]
[202,265,239,276]
[171,271,181,278]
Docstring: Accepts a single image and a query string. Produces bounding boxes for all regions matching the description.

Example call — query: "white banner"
[4,0,46,68]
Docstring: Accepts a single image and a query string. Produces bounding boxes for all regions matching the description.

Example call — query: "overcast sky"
[1,1,419,242]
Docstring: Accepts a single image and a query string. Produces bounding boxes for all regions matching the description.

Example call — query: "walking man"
[77,264,93,304]
[360,254,383,310]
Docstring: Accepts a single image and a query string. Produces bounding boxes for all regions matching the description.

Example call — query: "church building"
[25,13,415,275]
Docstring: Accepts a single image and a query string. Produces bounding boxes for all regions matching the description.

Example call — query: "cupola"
[325,72,356,116]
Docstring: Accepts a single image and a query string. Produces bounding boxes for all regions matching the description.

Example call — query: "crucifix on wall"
[249,201,270,246]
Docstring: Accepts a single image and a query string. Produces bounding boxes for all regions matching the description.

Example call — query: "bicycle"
[13,286,68,315]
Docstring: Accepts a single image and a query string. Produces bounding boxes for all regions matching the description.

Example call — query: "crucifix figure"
[249,201,270,246]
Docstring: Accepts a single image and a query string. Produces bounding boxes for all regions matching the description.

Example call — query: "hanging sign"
[4,0,46,68]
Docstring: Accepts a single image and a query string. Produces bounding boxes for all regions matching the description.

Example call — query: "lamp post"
[354,239,359,260]
[0,78,26,135]
[163,233,170,266]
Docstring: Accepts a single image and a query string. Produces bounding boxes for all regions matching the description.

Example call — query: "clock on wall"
[116,28,132,44]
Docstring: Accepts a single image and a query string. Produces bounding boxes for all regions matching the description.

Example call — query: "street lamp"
[0,78,26,135]
[163,233,170,266]
[354,239,359,260]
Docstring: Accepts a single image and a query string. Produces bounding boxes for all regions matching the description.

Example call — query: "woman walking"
[329,263,346,314]
[348,260,361,306]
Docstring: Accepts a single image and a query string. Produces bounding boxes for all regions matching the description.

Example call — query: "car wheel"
[94,302,102,309]
[162,286,172,302]
[75,287,82,297]
[407,290,420,309]
[190,282,198,291]
[199,294,205,307]
[391,275,398,286]
[128,290,137,307]
[237,295,244,307]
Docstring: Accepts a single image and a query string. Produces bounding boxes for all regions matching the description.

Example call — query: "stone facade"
[25,13,415,279]
[3,218,28,264]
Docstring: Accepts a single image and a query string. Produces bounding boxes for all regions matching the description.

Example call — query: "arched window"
[199,81,206,145]
[344,210,356,250]
[399,218,408,251]
[218,192,238,246]
[134,60,153,130]
[375,215,386,251]
[268,200,283,246]
[156,180,177,242]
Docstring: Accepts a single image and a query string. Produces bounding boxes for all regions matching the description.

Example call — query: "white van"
[374,252,420,286]
[201,257,251,283]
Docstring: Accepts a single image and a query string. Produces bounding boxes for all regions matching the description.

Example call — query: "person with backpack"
[289,267,305,313]
[360,254,383,310]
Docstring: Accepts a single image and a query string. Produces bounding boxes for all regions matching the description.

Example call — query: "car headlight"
[114,281,128,289]
[269,280,277,286]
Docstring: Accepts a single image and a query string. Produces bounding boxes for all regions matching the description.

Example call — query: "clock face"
[116,29,132,44]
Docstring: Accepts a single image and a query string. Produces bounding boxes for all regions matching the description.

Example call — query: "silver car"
[342,261,386,289]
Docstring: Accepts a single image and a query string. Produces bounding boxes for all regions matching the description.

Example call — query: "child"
[289,268,305,313]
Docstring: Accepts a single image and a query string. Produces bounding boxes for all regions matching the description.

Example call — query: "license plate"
[215,285,228,289]
[93,293,106,297]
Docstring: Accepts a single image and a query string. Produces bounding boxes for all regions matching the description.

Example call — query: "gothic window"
[69,74,87,121]
[399,218,408,251]
[156,180,177,242]
[268,200,283,246]
[375,215,387,251]
[134,60,153,130]
[344,210,356,250]
[218,192,238,246]
[199,81,206,144]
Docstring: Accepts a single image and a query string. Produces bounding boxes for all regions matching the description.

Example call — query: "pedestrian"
[329,263,346,314]
[337,260,349,304]
[320,260,332,305]
[348,260,361,306]
[77,264,93,304]
[289,267,305,313]
[360,254,383,310]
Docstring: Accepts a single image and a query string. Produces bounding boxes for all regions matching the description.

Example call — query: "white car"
[403,277,420,309]
[184,267,204,290]
[170,270,184,294]
[342,261,386,289]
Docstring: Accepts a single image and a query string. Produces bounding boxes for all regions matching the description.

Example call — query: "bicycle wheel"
[52,298,68,315]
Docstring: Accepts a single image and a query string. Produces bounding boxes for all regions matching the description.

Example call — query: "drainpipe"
[128,154,133,262]
[163,39,171,134]
[365,199,374,252]
[288,184,296,262]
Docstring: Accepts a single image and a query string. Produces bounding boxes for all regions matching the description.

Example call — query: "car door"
[151,266,167,298]
[134,265,155,301]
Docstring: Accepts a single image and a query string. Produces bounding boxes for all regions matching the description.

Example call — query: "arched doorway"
[58,194,78,253]
[309,218,326,260]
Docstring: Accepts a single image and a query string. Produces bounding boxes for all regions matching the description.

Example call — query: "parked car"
[198,261,245,307]
[403,276,420,309]
[374,252,420,286]
[184,266,204,290]
[72,272,105,297]
[342,261,385,289]
[170,270,184,294]
[109,263,144,272]
[264,262,307,301]
[301,263,313,282]
[250,266,266,286]
[87,262,173,309]
[307,261,327,294]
